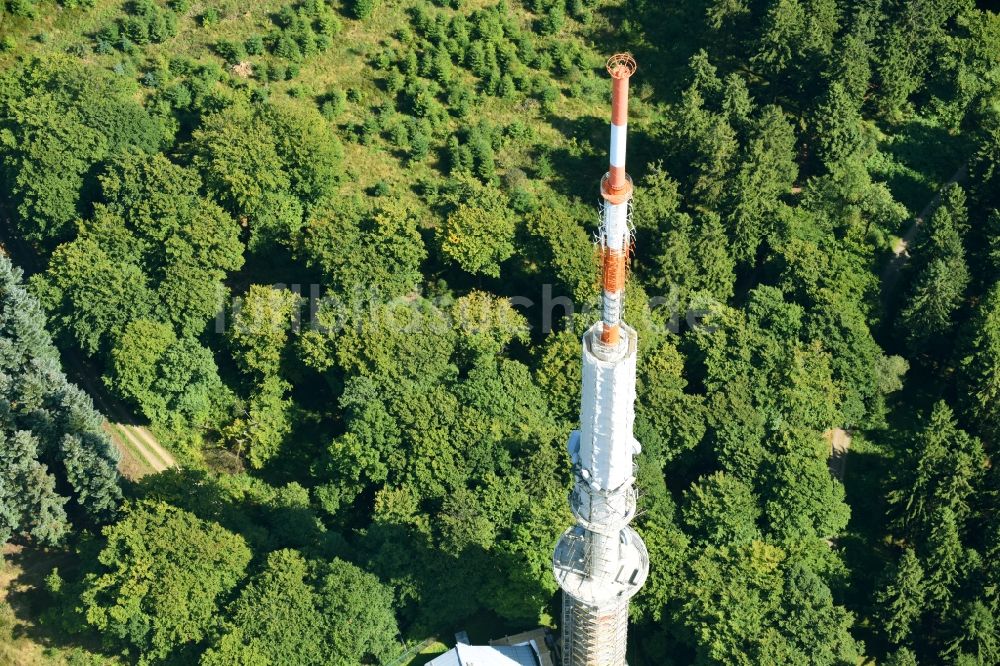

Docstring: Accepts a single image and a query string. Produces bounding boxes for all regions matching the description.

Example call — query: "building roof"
[489,629,554,666]
[427,642,541,666]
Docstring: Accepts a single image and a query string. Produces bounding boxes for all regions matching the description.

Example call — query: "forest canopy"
[0,0,998,664]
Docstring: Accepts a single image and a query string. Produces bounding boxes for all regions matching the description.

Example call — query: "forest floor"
[0,545,59,666]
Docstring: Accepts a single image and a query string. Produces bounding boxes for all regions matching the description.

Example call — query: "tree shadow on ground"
[877,118,974,214]
[358,521,555,648]
[586,0,704,109]
[1,542,108,661]
[837,439,896,661]
[837,386,940,664]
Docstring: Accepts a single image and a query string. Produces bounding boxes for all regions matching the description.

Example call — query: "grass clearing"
[5,0,617,203]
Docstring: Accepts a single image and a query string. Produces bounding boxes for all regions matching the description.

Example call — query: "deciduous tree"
[35,236,154,354]
[682,472,760,547]
[202,549,324,666]
[437,179,516,277]
[313,557,400,665]
[82,501,252,661]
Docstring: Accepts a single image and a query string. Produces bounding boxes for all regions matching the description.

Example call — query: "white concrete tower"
[552,53,648,666]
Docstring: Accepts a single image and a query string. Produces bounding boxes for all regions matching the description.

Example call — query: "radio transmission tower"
[552,53,649,666]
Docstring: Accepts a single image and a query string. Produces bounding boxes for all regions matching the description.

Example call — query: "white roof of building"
[427,642,541,666]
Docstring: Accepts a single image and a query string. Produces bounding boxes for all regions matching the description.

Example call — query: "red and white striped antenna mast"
[598,52,637,348]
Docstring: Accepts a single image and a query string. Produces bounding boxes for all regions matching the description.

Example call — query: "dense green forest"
[0,0,998,663]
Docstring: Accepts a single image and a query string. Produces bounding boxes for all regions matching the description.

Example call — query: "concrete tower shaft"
[553,54,648,666]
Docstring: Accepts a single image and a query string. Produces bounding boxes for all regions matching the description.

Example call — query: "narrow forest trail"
[60,356,176,479]
[826,428,851,483]
[104,422,175,478]
[881,162,969,297]
[835,161,970,485]
[96,401,177,479]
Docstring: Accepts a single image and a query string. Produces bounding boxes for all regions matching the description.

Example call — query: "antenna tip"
[607,53,637,80]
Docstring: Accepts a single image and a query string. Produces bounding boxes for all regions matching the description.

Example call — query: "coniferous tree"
[983,507,1000,618]
[0,255,121,544]
[923,507,966,617]
[0,430,69,546]
[901,259,969,350]
[721,73,753,133]
[984,211,1000,280]
[943,601,1000,666]
[751,0,838,89]
[874,0,965,120]
[829,7,876,106]
[959,282,1000,442]
[692,210,736,302]
[724,106,798,265]
[876,548,926,645]
[58,432,121,524]
[888,401,984,540]
[900,186,970,352]
[883,647,918,666]
[650,213,699,306]
[811,81,869,170]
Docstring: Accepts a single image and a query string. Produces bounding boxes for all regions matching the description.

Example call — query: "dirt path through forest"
[821,164,969,487]
[126,425,175,472]
[98,410,176,479]
[881,163,969,296]
[104,422,174,477]
[826,428,851,482]
[60,356,176,479]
